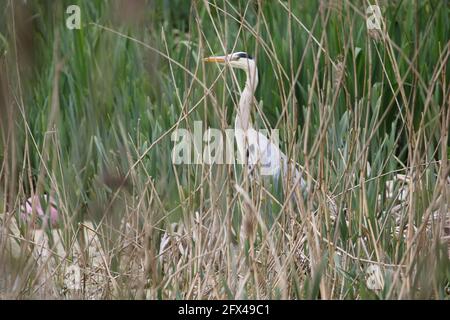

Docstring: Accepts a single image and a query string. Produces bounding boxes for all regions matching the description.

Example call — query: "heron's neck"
[235,66,258,132]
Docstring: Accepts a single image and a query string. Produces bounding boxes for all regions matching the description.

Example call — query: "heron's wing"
[238,128,307,189]
[244,130,336,215]
[250,129,308,189]
[243,129,282,177]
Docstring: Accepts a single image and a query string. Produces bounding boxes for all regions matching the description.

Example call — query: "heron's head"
[204,51,255,71]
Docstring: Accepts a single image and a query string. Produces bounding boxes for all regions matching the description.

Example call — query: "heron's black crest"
[237,52,253,60]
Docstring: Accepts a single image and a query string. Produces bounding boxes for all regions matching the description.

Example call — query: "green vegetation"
[0,0,449,299]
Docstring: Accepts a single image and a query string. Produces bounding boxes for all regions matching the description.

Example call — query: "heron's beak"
[203,56,226,63]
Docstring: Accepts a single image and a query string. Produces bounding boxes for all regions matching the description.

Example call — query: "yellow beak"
[203,56,226,63]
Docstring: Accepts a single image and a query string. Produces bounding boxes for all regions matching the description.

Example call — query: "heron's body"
[205,52,306,190]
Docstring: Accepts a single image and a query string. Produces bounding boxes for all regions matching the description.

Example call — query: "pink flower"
[20,194,59,228]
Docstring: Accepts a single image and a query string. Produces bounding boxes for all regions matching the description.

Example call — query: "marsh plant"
[0,0,449,299]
